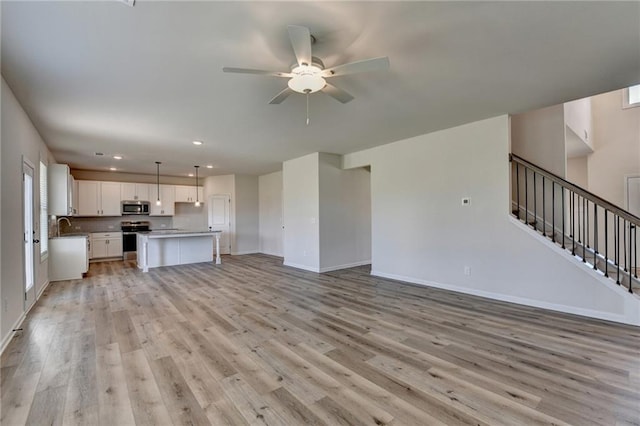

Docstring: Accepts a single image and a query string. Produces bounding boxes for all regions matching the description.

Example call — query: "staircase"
[510,154,639,294]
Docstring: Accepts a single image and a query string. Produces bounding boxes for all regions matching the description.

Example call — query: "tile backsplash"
[58,216,173,235]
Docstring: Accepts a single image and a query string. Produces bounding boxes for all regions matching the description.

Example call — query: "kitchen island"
[137,230,222,272]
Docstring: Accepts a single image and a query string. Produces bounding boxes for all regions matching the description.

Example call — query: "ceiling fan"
[223,25,390,123]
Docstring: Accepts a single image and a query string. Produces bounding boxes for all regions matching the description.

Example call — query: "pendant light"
[194,165,201,207]
[155,161,162,206]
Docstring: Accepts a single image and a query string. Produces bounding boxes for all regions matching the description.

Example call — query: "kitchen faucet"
[57,217,71,237]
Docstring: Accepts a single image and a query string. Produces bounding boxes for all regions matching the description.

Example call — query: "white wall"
[511,104,566,176]
[1,77,56,349]
[319,153,371,271]
[343,115,639,325]
[589,89,640,208]
[283,153,320,271]
[259,171,283,257]
[566,157,588,188]
[173,203,207,230]
[564,97,593,148]
[234,175,259,254]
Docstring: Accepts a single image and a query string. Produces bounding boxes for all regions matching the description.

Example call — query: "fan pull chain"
[306,92,310,125]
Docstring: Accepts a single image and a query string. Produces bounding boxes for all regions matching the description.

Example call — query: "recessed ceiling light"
[113,155,122,160]
[192,140,203,146]
[188,173,194,177]
[109,167,117,171]
[206,165,214,169]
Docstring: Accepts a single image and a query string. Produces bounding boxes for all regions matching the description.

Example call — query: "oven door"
[122,232,137,253]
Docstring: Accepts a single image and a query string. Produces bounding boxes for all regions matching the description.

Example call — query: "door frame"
[23,157,37,310]
[208,194,231,255]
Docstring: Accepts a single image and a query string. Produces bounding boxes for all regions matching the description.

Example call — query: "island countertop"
[140,229,221,239]
[137,230,223,271]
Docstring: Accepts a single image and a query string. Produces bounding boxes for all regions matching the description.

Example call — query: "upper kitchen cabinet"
[48,164,75,216]
[175,185,203,203]
[77,181,122,216]
[150,184,175,216]
[121,183,150,202]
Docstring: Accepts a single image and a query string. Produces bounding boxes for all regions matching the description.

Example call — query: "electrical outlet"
[464,266,471,276]
[108,225,114,229]
[303,250,307,257]
[74,226,80,230]
[161,224,167,228]
[461,198,471,206]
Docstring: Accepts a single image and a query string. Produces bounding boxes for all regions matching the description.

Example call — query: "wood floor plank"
[1,254,637,425]
[95,342,137,426]
[149,355,211,425]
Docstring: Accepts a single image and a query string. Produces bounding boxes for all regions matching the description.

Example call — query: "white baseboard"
[283,262,320,273]
[1,279,51,356]
[371,268,638,326]
[231,250,259,255]
[319,260,371,273]
[260,250,284,258]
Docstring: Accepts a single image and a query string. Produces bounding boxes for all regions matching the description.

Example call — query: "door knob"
[33,239,40,243]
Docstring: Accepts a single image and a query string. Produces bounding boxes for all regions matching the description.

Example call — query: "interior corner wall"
[511,104,567,176]
[258,171,283,257]
[1,77,55,348]
[589,89,640,208]
[283,153,320,272]
[234,175,259,255]
[318,153,371,272]
[342,115,639,325]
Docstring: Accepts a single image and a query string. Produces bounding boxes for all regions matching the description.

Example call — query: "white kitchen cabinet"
[48,164,74,216]
[49,236,89,281]
[90,232,123,259]
[77,181,122,216]
[175,185,203,203]
[121,183,150,202]
[150,184,176,216]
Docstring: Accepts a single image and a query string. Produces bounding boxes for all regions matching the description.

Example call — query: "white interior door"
[627,176,640,217]
[208,195,231,254]
[23,161,36,308]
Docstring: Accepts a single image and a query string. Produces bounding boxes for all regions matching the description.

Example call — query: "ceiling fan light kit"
[223,25,390,123]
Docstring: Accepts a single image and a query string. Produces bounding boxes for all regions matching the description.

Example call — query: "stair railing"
[510,153,639,293]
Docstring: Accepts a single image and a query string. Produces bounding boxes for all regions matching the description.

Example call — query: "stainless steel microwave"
[121,200,150,215]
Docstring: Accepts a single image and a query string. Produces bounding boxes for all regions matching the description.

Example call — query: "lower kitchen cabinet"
[49,236,89,281]
[90,232,123,260]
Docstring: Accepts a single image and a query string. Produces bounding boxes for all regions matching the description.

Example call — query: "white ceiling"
[2,1,639,178]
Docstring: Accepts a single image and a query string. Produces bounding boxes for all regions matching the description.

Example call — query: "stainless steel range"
[121,220,150,260]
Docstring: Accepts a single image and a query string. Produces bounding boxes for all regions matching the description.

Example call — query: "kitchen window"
[40,161,48,260]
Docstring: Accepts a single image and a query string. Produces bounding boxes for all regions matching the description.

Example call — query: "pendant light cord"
[306,92,310,126]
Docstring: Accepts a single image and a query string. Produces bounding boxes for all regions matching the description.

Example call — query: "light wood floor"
[2,254,639,425]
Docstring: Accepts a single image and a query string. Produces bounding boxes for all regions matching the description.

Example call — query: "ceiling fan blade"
[269,87,294,104]
[223,67,291,77]
[287,25,312,66]
[322,56,390,77]
[323,83,354,104]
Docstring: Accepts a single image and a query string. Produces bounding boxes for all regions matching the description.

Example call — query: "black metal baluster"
[542,177,546,237]
[533,173,537,231]
[582,197,586,263]
[560,186,567,249]
[604,210,609,277]
[616,216,621,285]
[572,192,576,256]
[525,167,529,226]
[516,162,520,220]
[629,220,633,293]
[633,224,638,279]
[624,221,628,272]
[593,203,598,270]
[552,182,556,243]
[586,198,590,249]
